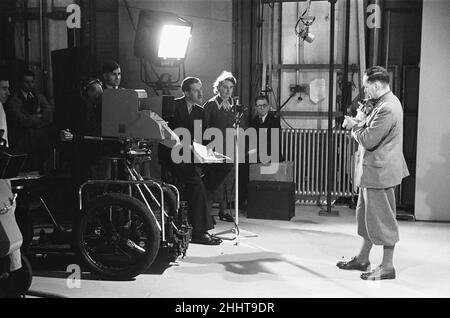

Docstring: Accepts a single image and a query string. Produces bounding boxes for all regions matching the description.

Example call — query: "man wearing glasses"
[250,95,281,163]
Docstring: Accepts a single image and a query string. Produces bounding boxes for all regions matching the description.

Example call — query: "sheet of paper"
[193,142,230,163]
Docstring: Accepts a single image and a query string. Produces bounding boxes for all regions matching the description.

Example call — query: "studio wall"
[415,0,450,221]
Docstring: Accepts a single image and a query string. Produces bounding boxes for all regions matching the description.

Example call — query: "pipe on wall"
[369,0,382,67]
[324,0,337,216]
[277,2,282,112]
[384,9,391,69]
[342,0,351,113]
[24,0,29,67]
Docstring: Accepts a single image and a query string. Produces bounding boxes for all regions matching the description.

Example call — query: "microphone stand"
[214,103,258,244]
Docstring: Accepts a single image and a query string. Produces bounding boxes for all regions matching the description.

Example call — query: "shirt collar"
[186,99,196,113]
[372,90,392,106]
[215,95,233,110]
[260,113,268,123]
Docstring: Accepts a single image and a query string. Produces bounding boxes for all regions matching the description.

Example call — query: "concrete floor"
[28,205,450,298]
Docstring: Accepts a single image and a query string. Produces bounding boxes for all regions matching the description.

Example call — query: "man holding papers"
[160,77,230,245]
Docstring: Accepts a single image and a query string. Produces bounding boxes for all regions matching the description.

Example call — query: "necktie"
[259,117,264,126]
[187,104,193,115]
[27,93,33,101]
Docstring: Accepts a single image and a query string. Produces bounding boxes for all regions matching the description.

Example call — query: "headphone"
[80,78,102,99]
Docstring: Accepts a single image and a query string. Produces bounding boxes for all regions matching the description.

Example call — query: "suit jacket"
[6,92,54,171]
[168,97,205,143]
[250,111,282,162]
[250,111,281,130]
[352,91,410,188]
[159,97,205,165]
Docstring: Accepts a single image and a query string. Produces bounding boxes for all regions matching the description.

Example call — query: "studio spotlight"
[134,10,193,66]
[298,25,315,44]
[158,25,192,60]
[295,0,316,44]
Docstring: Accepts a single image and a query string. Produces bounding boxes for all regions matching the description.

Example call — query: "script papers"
[192,142,230,163]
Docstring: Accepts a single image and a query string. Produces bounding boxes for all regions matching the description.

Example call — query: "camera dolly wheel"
[76,193,160,280]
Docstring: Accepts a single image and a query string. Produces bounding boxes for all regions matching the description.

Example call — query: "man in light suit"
[338,66,409,280]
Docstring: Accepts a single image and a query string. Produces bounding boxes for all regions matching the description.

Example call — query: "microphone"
[232,97,246,114]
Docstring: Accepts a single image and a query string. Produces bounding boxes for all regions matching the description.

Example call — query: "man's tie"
[27,92,33,101]
[259,117,264,126]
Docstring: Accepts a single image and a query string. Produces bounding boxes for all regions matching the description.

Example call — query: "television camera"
[15,90,191,281]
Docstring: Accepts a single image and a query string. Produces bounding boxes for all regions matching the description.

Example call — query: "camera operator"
[101,60,123,90]
[59,78,122,209]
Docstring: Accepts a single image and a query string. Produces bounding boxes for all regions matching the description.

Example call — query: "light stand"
[213,103,258,244]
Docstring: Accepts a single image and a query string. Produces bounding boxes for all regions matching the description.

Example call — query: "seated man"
[250,94,283,163]
[160,77,230,245]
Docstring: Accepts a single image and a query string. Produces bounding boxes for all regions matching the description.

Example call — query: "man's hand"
[60,129,74,142]
[355,107,367,122]
[342,116,358,130]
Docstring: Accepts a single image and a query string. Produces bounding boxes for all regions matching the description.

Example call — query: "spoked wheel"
[76,193,160,280]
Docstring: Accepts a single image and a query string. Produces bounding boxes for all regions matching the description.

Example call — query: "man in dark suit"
[250,95,282,163]
[161,77,226,245]
[6,69,54,173]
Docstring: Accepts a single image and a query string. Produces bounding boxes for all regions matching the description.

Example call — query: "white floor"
[29,205,450,298]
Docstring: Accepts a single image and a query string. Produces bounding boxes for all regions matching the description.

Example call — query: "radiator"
[281,129,358,199]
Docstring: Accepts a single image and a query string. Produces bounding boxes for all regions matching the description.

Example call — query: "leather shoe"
[336,257,371,271]
[219,212,234,223]
[361,265,396,281]
[191,233,222,245]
